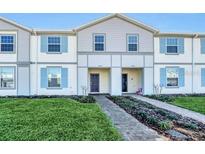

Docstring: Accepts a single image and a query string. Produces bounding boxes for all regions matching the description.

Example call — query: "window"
[127,34,138,52]
[48,37,60,52]
[0,35,14,52]
[94,34,105,51]
[47,67,61,88]
[0,67,15,89]
[166,67,179,87]
[166,38,178,53]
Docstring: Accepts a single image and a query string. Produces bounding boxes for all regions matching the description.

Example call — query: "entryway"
[90,74,99,92]
[122,74,128,92]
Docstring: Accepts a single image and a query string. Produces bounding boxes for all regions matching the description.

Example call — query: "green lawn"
[169,96,205,115]
[0,98,121,141]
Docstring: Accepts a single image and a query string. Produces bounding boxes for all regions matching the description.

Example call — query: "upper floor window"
[0,67,15,89]
[0,35,14,53]
[166,67,179,87]
[47,67,61,88]
[160,37,184,54]
[127,34,138,52]
[48,36,61,53]
[94,34,105,51]
[166,38,178,54]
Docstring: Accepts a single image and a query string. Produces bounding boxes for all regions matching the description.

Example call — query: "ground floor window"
[47,67,61,88]
[0,67,15,89]
[166,67,179,87]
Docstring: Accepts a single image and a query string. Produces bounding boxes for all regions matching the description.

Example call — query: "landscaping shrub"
[69,96,96,103]
[107,95,205,141]
[159,121,173,131]
[146,95,175,102]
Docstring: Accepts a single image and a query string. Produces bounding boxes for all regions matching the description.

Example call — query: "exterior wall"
[0,20,30,63]
[17,65,30,95]
[88,68,110,93]
[154,64,192,94]
[193,65,205,93]
[78,17,154,53]
[0,64,17,96]
[144,67,153,95]
[30,64,77,95]
[154,37,192,63]
[122,68,142,93]
[193,38,205,63]
[78,67,88,95]
[30,35,77,63]
[111,67,121,95]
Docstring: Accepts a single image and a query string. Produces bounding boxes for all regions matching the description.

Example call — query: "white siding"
[36,64,77,95]
[111,67,122,95]
[0,64,17,96]
[78,67,88,95]
[193,65,205,93]
[88,55,111,67]
[122,55,143,67]
[154,37,192,63]
[144,67,153,95]
[154,64,192,94]
[36,35,77,63]
[78,17,153,53]
[193,38,205,64]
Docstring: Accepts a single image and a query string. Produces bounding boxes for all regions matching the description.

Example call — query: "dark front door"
[90,74,99,92]
[122,74,128,92]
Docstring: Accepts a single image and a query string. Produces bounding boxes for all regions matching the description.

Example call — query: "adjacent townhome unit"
[0,14,205,96]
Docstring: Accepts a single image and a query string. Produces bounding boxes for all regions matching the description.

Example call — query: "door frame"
[122,73,128,93]
[90,73,100,93]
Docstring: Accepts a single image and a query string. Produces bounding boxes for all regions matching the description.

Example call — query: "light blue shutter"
[201,68,205,87]
[179,68,185,87]
[201,38,205,54]
[160,38,166,53]
[13,34,16,52]
[160,68,166,87]
[40,35,47,53]
[61,68,68,88]
[40,68,47,88]
[0,35,1,52]
[178,38,184,54]
[61,36,68,53]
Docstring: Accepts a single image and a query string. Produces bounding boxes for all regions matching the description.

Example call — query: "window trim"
[46,66,62,89]
[165,37,179,55]
[0,34,16,54]
[47,36,62,54]
[127,34,139,52]
[165,66,179,88]
[0,66,16,90]
[93,33,106,52]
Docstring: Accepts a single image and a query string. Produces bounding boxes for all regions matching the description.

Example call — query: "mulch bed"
[107,96,205,141]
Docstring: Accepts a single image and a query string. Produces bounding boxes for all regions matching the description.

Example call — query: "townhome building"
[0,14,205,96]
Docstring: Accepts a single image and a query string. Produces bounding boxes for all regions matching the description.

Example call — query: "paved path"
[130,95,205,124]
[94,95,164,141]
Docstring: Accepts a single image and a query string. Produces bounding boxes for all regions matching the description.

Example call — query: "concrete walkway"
[94,95,164,141]
[130,95,205,124]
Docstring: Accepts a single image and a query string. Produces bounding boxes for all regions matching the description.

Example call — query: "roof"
[0,16,32,32]
[34,29,75,35]
[74,13,159,33]
[155,32,196,37]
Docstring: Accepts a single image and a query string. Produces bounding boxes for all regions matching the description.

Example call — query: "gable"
[75,14,158,33]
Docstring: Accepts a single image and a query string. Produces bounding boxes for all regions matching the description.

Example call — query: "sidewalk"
[130,95,205,124]
[94,95,164,141]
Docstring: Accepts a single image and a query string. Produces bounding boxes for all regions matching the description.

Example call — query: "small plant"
[156,109,167,116]
[146,116,159,126]
[159,120,172,131]
[70,96,96,103]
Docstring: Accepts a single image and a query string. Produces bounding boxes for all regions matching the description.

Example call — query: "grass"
[0,98,121,141]
[169,96,205,115]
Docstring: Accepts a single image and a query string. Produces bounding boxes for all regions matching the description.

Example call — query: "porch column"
[78,67,88,95]
[143,67,154,95]
[111,68,122,95]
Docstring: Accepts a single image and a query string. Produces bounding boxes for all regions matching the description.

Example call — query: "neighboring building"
[0,13,205,96]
